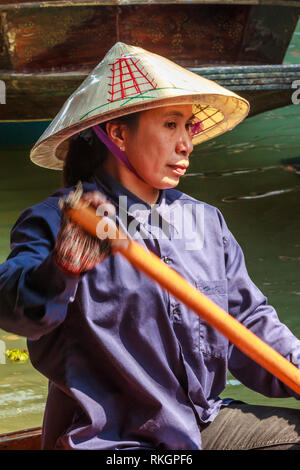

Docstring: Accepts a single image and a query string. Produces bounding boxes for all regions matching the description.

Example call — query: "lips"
[167,163,188,176]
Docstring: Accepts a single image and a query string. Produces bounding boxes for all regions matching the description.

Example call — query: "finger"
[82,191,108,207]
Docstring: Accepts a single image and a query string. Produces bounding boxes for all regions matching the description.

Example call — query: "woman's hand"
[54,190,116,275]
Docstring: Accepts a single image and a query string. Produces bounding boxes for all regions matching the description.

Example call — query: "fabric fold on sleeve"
[0,201,81,340]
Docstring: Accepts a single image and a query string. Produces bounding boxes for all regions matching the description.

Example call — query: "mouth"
[167,164,188,176]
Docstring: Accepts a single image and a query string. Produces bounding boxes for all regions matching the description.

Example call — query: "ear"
[105,121,127,151]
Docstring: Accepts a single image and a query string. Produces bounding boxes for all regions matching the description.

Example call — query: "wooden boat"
[1,0,300,120]
[0,427,42,450]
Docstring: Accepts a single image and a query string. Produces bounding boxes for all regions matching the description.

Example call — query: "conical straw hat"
[30,42,250,170]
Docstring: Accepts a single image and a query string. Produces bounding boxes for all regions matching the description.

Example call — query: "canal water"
[1,30,300,435]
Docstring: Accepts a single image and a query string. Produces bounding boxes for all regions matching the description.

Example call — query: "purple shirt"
[0,169,299,450]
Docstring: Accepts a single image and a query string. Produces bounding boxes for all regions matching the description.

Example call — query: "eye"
[165,121,176,129]
[185,121,194,133]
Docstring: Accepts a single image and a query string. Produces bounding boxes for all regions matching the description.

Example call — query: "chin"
[145,174,180,190]
[161,176,181,189]
[152,180,179,190]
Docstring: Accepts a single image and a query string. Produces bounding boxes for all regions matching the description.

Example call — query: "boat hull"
[0,2,299,120]
[0,427,42,450]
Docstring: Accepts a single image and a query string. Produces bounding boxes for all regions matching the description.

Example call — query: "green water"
[1,20,300,437]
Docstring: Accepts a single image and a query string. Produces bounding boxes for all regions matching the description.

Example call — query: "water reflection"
[222,185,300,202]
[185,165,280,179]
[0,367,48,433]
[185,152,300,203]
[278,256,300,262]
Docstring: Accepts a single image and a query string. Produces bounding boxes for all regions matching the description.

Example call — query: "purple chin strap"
[92,124,145,182]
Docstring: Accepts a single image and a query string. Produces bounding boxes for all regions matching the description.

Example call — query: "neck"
[103,155,160,206]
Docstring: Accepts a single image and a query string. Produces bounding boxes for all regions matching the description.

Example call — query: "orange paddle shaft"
[66,201,300,396]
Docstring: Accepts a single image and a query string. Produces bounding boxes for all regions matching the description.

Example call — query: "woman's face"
[121,104,195,190]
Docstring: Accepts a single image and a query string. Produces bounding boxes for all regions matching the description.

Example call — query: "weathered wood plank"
[0,427,42,450]
[0,2,298,120]
[0,3,299,74]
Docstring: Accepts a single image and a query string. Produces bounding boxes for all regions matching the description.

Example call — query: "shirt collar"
[92,168,179,240]
[92,167,165,215]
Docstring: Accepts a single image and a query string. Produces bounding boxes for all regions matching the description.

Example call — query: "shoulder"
[164,188,233,250]
[164,188,225,222]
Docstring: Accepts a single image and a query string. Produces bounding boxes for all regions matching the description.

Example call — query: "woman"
[0,43,300,450]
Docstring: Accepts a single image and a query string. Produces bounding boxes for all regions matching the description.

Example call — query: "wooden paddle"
[65,199,300,396]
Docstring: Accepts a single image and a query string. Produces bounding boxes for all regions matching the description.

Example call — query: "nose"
[175,133,193,157]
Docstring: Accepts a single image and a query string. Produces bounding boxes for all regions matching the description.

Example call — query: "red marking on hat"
[108,55,157,102]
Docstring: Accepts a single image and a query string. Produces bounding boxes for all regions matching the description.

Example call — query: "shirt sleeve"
[217,210,300,399]
[0,201,80,340]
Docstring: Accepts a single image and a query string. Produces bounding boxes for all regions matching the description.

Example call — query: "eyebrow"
[163,111,195,121]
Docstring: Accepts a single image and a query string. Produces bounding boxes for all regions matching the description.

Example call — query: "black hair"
[62,113,140,188]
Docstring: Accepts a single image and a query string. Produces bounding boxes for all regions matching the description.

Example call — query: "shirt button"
[172,307,181,321]
[162,256,171,264]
